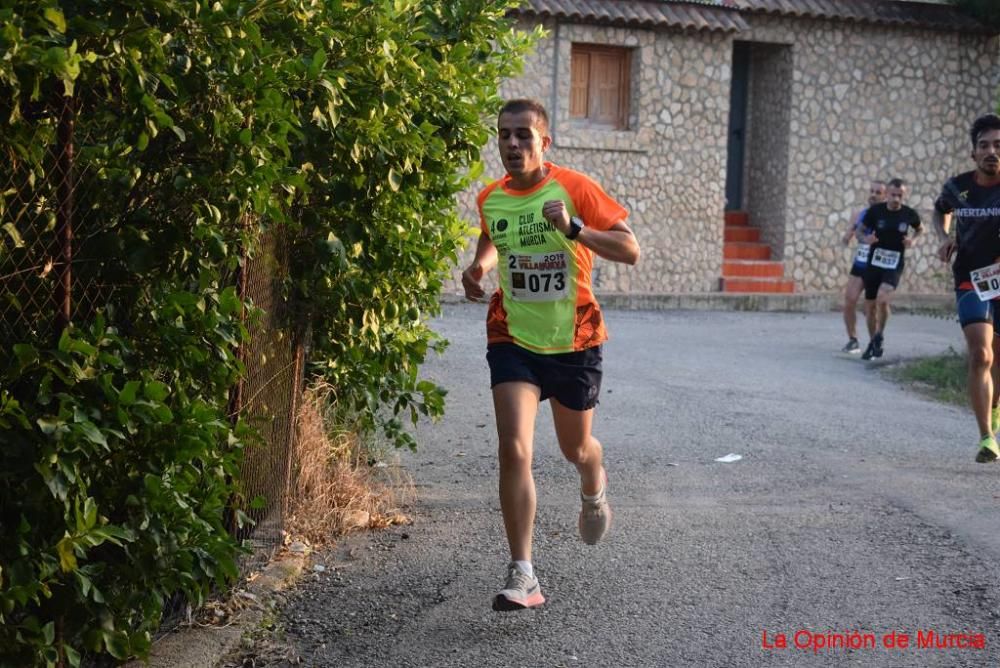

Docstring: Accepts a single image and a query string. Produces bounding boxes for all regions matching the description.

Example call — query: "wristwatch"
[566,216,584,240]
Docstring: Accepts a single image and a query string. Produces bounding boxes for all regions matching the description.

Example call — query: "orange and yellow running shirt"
[477,162,628,354]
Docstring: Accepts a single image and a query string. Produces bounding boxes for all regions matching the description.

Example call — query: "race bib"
[507,251,569,302]
[870,248,900,270]
[854,243,870,265]
[971,262,1000,302]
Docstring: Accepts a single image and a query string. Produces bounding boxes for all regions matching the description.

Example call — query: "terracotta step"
[724,211,749,226]
[723,242,771,260]
[724,225,760,243]
[722,260,785,278]
[720,277,795,293]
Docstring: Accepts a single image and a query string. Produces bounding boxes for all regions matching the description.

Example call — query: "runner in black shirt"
[933,113,1000,462]
[859,178,922,360]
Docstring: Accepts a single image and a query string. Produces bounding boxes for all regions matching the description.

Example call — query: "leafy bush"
[0,0,536,664]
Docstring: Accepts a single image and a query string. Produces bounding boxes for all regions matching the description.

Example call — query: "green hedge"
[0,1,536,664]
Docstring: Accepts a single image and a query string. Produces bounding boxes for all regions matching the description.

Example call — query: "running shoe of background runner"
[842,337,860,354]
[872,333,884,358]
[976,436,1000,463]
[861,341,876,360]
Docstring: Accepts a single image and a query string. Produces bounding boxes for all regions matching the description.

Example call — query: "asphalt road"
[268,304,1000,668]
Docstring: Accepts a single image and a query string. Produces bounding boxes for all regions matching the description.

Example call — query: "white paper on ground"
[714,453,743,463]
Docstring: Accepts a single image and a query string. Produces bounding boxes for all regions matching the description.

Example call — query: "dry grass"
[285,383,413,546]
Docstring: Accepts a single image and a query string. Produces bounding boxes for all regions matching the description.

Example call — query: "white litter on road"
[714,453,743,463]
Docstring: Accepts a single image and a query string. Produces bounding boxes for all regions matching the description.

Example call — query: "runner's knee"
[970,344,993,371]
[498,437,532,469]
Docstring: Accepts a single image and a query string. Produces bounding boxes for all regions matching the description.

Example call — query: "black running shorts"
[486,342,603,411]
[863,263,903,300]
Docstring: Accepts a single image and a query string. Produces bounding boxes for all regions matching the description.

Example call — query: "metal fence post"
[54,90,75,335]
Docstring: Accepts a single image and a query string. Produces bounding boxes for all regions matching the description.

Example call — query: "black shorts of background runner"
[487,343,602,411]
[849,264,866,278]
[863,262,904,300]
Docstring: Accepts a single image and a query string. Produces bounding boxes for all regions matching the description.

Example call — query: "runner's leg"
[844,276,863,340]
[964,323,994,439]
[493,381,541,562]
[864,299,877,339]
[876,283,895,335]
[551,399,603,496]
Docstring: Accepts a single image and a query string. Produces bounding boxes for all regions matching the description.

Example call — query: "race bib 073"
[508,251,568,302]
[971,262,1000,302]
[870,248,900,270]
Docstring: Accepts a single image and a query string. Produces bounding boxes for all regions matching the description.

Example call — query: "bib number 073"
[507,252,570,302]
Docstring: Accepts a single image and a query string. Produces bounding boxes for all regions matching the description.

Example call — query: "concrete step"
[722,260,785,278]
[720,277,795,293]
[725,210,749,226]
[724,226,761,243]
[723,242,771,260]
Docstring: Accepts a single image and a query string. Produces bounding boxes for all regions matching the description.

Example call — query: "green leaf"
[103,630,130,659]
[2,222,24,248]
[143,381,169,402]
[388,168,402,192]
[37,416,61,434]
[43,7,66,32]
[78,422,107,448]
[42,621,55,644]
[56,535,78,572]
[119,381,140,406]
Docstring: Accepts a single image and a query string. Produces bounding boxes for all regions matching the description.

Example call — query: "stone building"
[452,0,1000,297]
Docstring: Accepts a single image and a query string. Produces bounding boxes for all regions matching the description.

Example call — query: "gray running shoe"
[492,564,545,611]
[842,338,860,354]
[579,470,612,545]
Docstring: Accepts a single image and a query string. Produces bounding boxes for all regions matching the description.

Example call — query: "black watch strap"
[567,216,584,240]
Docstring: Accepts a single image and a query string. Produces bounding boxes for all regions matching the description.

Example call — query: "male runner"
[933,113,1000,462]
[461,99,640,611]
[841,180,887,353]
[859,178,922,360]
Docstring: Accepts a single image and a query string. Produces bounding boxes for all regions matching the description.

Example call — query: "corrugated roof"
[728,0,991,32]
[514,0,749,32]
[512,0,994,34]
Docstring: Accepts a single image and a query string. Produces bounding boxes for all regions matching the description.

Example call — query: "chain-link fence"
[1,94,305,625]
[227,225,306,570]
[0,98,75,348]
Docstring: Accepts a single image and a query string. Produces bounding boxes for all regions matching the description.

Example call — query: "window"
[570,44,632,130]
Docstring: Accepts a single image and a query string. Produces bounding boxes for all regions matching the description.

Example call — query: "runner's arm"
[842,210,862,245]
[576,221,640,266]
[903,222,923,248]
[462,232,498,301]
[932,210,956,262]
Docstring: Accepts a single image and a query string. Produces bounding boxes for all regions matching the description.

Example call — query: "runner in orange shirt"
[462,99,640,611]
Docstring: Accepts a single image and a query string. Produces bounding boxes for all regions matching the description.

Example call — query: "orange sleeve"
[557,169,628,232]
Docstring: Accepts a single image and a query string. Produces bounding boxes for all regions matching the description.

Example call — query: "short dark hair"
[498,98,549,133]
[887,178,906,189]
[970,113,1000,147]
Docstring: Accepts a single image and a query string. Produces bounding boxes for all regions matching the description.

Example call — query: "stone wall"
[448,14,999,297]
[743,15,999,294]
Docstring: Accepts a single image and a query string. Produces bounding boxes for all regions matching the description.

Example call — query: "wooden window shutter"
[570,50,590,118]
[569,44,631,129]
